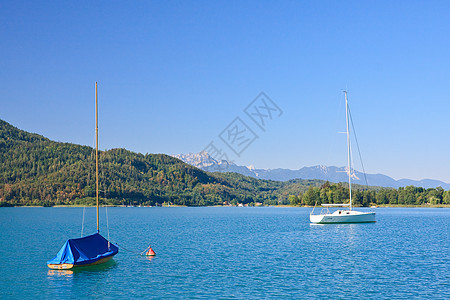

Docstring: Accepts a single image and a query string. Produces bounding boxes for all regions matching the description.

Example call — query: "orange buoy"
[145,246,156,256]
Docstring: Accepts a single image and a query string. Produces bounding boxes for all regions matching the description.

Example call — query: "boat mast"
[345,91,352,211]
[95,82,100,232]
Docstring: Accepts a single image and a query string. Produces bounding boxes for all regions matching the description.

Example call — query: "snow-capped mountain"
[172,152,450,189]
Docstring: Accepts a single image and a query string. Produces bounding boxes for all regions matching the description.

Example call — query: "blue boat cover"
[47,233,119,266]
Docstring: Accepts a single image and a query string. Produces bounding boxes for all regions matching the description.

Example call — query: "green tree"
[443,190,450,204]
[376,189,389,205]
[302,186,320,206]
[426,187,443,205]
[288,195,299,206]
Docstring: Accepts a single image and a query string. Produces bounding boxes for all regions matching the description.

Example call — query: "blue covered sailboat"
[47,233,118,269]
[48,83,118,269]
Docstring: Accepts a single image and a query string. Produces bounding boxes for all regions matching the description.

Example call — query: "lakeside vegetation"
[1,119,449,207]
[288,182,450,207]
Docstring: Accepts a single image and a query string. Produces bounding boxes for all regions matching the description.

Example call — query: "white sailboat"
[310,91,376,224]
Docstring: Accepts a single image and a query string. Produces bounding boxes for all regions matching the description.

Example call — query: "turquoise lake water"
[0,207,448,299]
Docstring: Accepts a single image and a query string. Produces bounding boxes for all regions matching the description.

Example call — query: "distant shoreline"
[2,204,449,208]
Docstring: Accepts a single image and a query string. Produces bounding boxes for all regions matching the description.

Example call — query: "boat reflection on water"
[48,269,74,277]
[145,255,155,263]
[47,259,117,278]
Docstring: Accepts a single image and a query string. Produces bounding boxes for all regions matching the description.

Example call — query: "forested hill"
[0,119,323,206]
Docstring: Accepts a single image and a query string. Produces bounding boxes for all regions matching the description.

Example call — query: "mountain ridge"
[172,152,450,190]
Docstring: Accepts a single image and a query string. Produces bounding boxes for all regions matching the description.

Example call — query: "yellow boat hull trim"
[47,255,114,270]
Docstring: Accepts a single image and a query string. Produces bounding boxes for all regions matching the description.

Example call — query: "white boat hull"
[310,210,376,224]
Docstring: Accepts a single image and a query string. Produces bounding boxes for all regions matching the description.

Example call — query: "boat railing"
[311,203,350,215]
[319,207,330,215]
[312,203,351,215]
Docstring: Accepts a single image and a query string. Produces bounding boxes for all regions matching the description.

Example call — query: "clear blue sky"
[1,1,449,183]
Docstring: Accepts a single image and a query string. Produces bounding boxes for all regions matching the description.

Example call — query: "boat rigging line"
[113,243,156,256]
[81,206,86,237]
[347,103,369,189]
